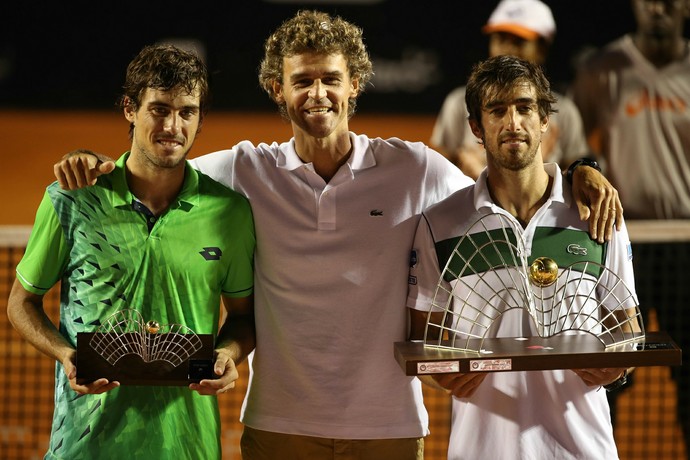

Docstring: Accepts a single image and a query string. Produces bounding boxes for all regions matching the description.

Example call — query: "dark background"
[0,0,643,114]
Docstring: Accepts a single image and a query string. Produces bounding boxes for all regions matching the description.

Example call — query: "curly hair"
[465,55,557,133]
[119,44,209,136]
[259,10,374,119]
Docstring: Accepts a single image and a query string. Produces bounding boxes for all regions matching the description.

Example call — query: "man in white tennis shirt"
[409,55,637,460]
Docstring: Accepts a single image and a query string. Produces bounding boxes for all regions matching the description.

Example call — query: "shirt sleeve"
[425,146,475,201]
[15,191,69,295]
[407,214,448,312]
[221,197,256,298]
[188,144,244,189]
[599,219,639,312]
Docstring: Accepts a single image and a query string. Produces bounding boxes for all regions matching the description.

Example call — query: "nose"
[505,106,520,130]
[164,113,182,133]
[308,80,327,100]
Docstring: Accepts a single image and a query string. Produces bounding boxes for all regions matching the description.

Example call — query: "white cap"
[482,0,556,42]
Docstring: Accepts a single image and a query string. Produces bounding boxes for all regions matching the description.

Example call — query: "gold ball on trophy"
[146,320,160,334]
[529,257,559,287]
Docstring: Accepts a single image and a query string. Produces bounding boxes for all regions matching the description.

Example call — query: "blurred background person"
[570,0,690,454]
[430,0,590,180]
[570,0,690,220]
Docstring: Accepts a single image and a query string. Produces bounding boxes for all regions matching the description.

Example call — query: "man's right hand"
[54,149,116,190]
[62,351,120,395]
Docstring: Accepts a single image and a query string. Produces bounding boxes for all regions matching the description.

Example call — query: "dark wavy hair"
[465,55,557,133]
[119,44,209,137]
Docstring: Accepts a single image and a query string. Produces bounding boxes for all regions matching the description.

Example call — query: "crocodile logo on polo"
[199,247,222,261]
[567,244,587,256]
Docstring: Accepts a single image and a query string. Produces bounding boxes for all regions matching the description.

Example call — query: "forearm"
[418,374,452,393]
[565,157,622,242]
[215,313,255,365]
[63,149,114,163]
[7,280,73,365]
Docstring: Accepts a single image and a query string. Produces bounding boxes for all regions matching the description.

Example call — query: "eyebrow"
[147,100,200,111]
[484,97,537,110]
[289,70,345,82]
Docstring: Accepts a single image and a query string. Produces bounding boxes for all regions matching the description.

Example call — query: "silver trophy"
[77,309,216,385]
[396,213,680,375]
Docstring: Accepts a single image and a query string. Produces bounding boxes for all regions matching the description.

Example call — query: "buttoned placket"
[301,163,354,231]
[132,200,160,234]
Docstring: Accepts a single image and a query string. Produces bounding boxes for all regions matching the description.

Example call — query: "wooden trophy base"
[76,332,216,386]
[394,331,682,375]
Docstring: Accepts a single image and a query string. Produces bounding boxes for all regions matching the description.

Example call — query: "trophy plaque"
[396,213,682,375]
[395,331,681,375]
[77,309,217,386]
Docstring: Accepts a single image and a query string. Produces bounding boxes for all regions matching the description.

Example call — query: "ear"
[123,96,136,123]
[272,80,284,104]
[197,113,204,134]
[541,116,549,134]
[469,119,483,142]
[350,77,360,98]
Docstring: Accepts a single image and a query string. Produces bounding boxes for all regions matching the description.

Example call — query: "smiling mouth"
[157,138,183,147]
[306,107,330,114]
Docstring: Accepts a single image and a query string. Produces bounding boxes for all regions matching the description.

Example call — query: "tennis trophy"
[77,309,216,385]
[395,213,682,375]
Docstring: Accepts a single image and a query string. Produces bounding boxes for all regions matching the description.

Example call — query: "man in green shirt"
[7,44,255,459]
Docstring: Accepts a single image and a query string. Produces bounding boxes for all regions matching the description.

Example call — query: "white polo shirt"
[191,133,473,439]
[408,164,635,459]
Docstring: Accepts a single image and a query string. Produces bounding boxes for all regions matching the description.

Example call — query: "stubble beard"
[136,142,189,171]
[492,142,540,172]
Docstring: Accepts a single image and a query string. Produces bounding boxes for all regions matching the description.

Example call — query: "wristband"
[566,158,601,185]
[603,369,628,392]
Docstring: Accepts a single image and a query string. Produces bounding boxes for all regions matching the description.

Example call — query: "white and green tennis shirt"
[407,163,636,459]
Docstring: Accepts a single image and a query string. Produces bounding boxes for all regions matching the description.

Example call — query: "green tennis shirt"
[17,153,255,460]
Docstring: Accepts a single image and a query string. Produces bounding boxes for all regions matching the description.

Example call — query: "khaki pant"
[240,426,424,460]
